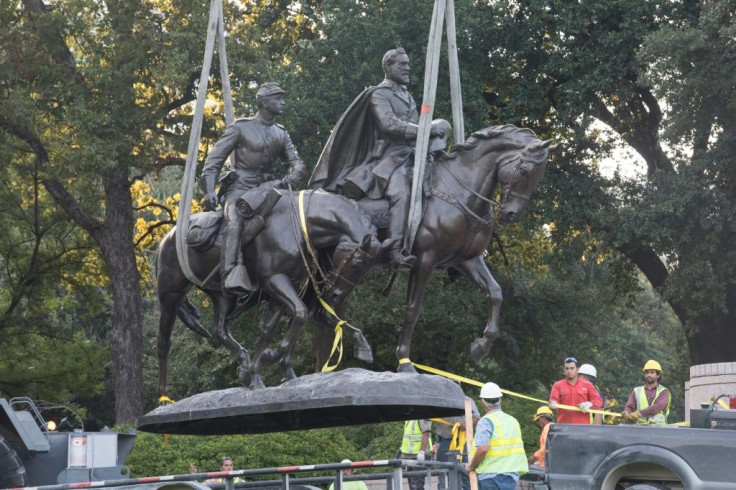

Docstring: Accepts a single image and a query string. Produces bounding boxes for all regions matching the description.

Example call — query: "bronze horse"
[317,125,555,371]
[156,190,380,393]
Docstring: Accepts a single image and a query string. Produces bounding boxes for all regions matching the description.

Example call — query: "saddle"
[186,188,282,252]
[186,210,223,252]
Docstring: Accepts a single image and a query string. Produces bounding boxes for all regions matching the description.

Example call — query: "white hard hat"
[480,382,503,399]
[341,459,352,464]
[579,364,597,378]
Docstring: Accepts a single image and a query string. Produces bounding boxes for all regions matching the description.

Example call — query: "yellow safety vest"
[475,411,528,475]
[634,384,670,424]
[401,420,432,455]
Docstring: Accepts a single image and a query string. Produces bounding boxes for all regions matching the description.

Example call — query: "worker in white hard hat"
[622,360,671,424]
[328,459,368,490]
[466,382,527,490]
[578,364,604,425]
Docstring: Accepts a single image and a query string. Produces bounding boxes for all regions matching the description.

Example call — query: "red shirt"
[549,377,603,424]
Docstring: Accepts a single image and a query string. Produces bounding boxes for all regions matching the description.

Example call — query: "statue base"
[137,368,466,435]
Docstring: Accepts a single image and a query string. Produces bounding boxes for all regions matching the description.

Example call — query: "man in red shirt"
[549,357,603,424]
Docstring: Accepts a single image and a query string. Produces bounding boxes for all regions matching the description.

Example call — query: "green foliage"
[126,428,366,478]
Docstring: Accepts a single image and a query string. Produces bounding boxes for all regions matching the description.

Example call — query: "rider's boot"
[383,189,416,271]
[221,216,254,296]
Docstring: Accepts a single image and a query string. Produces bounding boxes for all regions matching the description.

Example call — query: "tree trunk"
[619,243,736,364]
[686,288,736,365]
[98,166,143,425]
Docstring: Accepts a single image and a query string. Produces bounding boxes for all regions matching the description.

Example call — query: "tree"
[0,129,108,404]
[0,0,239,423]
[464,0,736,363]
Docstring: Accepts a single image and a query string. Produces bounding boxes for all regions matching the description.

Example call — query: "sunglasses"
[564,357,578,364]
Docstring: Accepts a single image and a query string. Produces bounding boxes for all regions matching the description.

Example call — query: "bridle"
[287,189,367,296]
[499,152,531,205]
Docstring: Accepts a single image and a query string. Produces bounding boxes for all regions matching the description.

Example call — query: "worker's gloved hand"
[416,450,425,461]
[629,410,642,421]
[549,401,558,410]
[204,191,219,211]
[579,401,593,413]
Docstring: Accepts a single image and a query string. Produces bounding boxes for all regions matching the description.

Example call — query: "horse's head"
[496,133,556,223]
[322,234,380,304]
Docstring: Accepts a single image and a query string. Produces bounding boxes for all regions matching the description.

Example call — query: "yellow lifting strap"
[401,358,623,418]
[429,419,466,451]
[297,191,347,372]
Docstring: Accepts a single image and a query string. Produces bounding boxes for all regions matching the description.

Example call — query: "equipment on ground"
[0,397,136,487]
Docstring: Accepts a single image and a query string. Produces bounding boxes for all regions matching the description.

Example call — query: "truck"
[0,397,136,487]
[533,407,736,490]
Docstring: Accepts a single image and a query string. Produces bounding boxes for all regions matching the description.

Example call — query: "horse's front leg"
[247,302,286,389]
[210,293,251,374]
[396,254,436,373]
[157,291,185,399]
[451,255,502,361]
[253,274,308,388]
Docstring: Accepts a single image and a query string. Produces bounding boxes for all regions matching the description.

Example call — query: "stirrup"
[222,264,255,296]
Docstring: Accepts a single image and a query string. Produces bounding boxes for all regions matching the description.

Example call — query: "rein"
[288,190,365,372]
[432,154,498,226]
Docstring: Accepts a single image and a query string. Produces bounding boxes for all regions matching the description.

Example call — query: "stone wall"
[684,362,736,421]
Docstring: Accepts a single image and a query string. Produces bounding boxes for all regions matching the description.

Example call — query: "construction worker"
[549,357,603,424]
[528,407,554,469]
[328,459,368,490]
[623,360,671,424]
[189,456,244,485]
[467,382,528,490]
[578,364,605,424]
[400,419,432,490]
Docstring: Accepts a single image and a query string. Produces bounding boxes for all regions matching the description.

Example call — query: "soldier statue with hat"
[199,82,308,295]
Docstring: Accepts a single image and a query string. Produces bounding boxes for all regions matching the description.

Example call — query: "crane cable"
[176,0,234,286]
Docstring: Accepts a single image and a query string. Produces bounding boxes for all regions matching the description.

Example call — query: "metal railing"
[13,459,468,490]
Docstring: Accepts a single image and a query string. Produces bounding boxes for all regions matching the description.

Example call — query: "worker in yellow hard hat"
[622,360,671,424]
[528,407,554,469]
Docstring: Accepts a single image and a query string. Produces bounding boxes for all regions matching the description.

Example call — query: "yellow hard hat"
[533,406,554,421]
[643,360,662,372]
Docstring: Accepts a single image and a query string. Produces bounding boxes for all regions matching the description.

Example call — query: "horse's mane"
[437,124,544,164]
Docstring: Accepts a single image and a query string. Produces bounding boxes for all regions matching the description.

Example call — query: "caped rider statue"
[200,82,307,295]
[310,48,446,271]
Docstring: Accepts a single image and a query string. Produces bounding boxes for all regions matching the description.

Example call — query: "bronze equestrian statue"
[156,83,379,393]
[311,48,556,372]
[156,189,380,393]
[200,82,308,296]
[311,48,446,271]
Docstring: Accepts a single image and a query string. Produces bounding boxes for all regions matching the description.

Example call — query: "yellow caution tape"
[298,191,347,373]
[407,359,623,418]
[319,297,346,372]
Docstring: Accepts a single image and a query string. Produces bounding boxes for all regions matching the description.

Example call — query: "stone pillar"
[685,362,736,421]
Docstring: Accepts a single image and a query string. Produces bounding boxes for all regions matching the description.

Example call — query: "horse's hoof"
[282,368,297,383]
[237,349,251,366]
[397,362,417,373]
[237,366,252,387]
[249,375,266,390]
[355,346,374,363]
[470,337,493,361]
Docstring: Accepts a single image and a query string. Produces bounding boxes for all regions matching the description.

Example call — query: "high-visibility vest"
[401,420,432,454]
[475,411,528,475]
[634,384,670,424]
